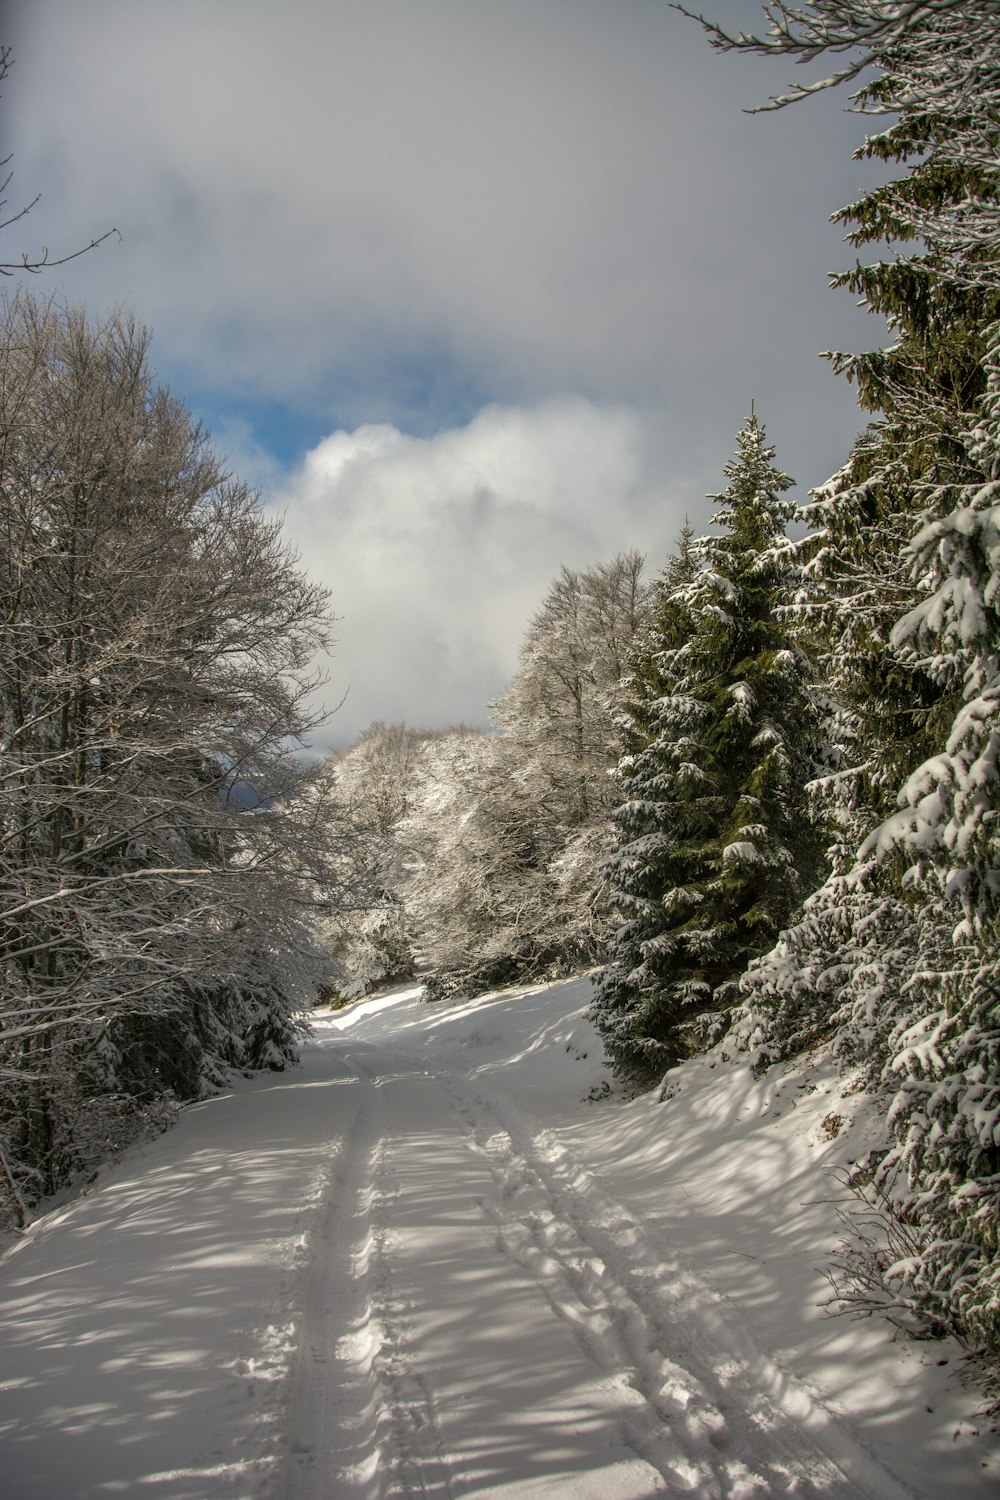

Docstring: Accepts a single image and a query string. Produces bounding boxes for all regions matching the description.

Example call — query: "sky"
[6,0,890,750]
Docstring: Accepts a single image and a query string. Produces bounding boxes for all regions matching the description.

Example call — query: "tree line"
[0,296,363,1222]
[321,548,647,1004]
[326,0,1000,1391]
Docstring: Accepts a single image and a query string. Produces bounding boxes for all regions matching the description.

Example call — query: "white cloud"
[273,398,686,748]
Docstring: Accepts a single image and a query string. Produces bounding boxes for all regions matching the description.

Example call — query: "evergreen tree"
[685,0,1000,913]
[688,1,1000,1373]
[625,517,699,721]
[591,417,826,1084]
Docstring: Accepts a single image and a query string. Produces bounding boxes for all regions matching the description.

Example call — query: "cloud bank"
[11,0,875,480]
[274,398,686,747]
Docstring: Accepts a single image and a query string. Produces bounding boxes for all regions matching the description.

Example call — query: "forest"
[2,0,999,1401]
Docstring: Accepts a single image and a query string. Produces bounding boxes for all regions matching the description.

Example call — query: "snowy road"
[0,981,995,1498]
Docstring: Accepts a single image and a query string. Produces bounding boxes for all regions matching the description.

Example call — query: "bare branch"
[0,45,120,275]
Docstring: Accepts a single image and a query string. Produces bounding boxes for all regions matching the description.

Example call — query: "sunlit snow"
[0,979,995,1497]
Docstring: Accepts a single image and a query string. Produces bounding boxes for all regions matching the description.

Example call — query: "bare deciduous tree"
[0,293,347,1213]
[492,551,648,826]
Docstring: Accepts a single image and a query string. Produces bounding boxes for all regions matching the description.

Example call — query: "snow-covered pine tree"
[687,1,1000,1375]
[625,517,699,724]
[591,417,827,1085]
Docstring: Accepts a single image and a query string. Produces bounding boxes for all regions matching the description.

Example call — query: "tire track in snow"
[285,1052,453,1500]
[368,1130,455,1499]
[284,1055,384,1499]
[446,1070,922,1500]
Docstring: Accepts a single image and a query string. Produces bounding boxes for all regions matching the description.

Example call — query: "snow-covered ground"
[0,978,996,1498]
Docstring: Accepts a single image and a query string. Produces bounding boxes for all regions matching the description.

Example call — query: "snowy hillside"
[0,978,995,1498]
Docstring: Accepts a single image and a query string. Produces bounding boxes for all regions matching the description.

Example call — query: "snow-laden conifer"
[689,0,1000,1381]
[591,417,826,1084]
